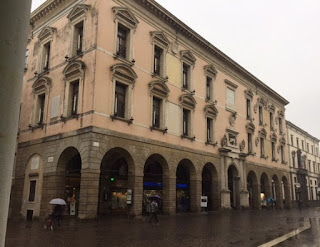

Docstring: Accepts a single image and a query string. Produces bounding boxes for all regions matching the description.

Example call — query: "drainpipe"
[0,0,31,246]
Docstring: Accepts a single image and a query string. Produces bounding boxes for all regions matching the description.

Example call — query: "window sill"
[152,73,168,82]
[205,98,217,104]
[67,52,84,62]
[181,87,195,95]
[111,115,133,125]
[282,161,287,165]
[37,69,50,77]
[272,158,278,162]
[247,152,256,156]
[150,126,168,134]
[113,54,135,66]
[260,155,268,160]
[181,135,195,141]
[205,141,218,147]
[28,123,45,131]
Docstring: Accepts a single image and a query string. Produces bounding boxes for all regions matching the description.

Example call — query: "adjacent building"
[286,121,320,206]
[11,0,292,220]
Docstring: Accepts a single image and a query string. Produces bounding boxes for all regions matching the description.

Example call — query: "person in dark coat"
[149,200,159,223]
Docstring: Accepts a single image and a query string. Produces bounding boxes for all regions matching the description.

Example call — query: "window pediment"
[113,7,139,29]
[278,110,284,118]
[246,122,255,133]
[149,81,170,98]
[151,31,170,48]
[38,27,55,41]
[259,128,267,137]
[67,4,89,22]
[268,104,275,112]
[279,136,286,145]
[245,89,254,99]
[32,76,51,94]
[204,104,218,118]
[180,50,196,66]
[257,96,268,108]
[180,94,196,110]
[204,65,217,79]
[63,60,85,80]
[270,133,277,142]
[111,63,137,85]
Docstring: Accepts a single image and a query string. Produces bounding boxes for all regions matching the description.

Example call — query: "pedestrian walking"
[149,200,159,223]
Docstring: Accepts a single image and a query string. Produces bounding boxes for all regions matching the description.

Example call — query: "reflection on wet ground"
[6,208,320,247]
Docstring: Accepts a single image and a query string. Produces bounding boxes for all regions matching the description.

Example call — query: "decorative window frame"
[180,94,197,140]
[67,4,90,58]
[245,89,254,120]
[31,76,51,127]
[270,133,278,161]
[151,31,170,80]
[204,65,218,102]
[268,104,275,131]
[180,50,196,92]
[112,7,139,64]
[62,60,86,119]
[204,104,218,145]
[225,79,238,113]
[149,80,170,132]
[110,63,137,123]
[225,128,239,148]
[38,27,56,73]
[258,127,267,159]
[277,110,285,135]
[278,136,286,164]
[246,122,255,154]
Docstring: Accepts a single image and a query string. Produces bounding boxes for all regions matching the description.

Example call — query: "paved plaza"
[5,208,320,247]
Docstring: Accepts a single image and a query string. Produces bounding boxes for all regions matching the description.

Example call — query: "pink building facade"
[11,0,291,219]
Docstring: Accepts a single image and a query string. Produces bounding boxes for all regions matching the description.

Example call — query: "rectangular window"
[281,145,285,163]
[312,145,314,154]
[206,77,212,101]
[307,143,309,152]
[183,108,190,136]
[37,94,45,124]
[291,135,293,145]
[248,133,252,153]
[117,25,128,59]
[152,97,161,128]
[70,81,79,116]
[246,98,251,119]
[270,112,274,130]
[272,142,276,160]
[154,46,162,75]
[207,117,213,142]
[302,141,304,150]
[259,106,263,125]
[313,162,315,173]
[182,63,190,89]
[279,117,283,134]
[73,21,84,55]
[28,180,36,202]
[43,42,51,71]
[260,137,265,157]
[226,88,235,106]
[25,49,29,70]
[296,138,299,148]
[292,153,296,168]
[308,160,311,170]
[115,82,126,118]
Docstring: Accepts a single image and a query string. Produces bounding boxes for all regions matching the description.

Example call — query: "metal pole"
[0,0,31,246]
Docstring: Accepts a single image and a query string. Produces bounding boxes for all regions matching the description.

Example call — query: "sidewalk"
[5,208,320,247]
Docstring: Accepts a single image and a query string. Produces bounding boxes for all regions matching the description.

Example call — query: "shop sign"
[176,183,188,189]
[201,196,208,208]
[144,182,163,188]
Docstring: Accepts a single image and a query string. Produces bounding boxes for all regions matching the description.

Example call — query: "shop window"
[28,180,36,202]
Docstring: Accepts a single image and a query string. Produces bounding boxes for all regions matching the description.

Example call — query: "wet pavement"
[5,208,320,247]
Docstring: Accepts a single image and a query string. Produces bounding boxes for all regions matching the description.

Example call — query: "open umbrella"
[148,195,161,201]
[49,198,67,205]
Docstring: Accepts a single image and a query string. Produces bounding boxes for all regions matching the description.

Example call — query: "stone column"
[219,152,231,208]
[163,176,176,214]
[130,174,143,216]
[0,0,31,245]
[190,179,201,212]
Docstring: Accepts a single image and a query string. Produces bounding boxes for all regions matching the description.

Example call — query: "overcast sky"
[31,0,320,139]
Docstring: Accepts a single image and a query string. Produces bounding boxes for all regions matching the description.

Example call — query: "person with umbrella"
[50,198,66,226]
[149,198,159,223]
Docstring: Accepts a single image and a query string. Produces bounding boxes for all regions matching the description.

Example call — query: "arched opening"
[247,171,259,209]
[260,173,270,208]
[281,176,290,209]
[202,163,219,211]
[143,154,168,214]
[176,159,195,213]
[57,147,82,216]
[227,165,239,209]
[98,148,133,215]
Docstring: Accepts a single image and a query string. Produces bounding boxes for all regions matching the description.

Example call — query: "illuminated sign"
[144,182,163,187]
[176,183,188,189]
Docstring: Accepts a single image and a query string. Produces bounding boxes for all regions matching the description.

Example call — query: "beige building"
[11,0,292,220]
[286,121,320,206]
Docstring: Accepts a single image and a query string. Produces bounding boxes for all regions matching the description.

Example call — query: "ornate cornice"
[132,0,289,106]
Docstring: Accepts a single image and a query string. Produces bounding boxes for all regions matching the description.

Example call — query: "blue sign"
[144,182,163,188]
[176,183,188,189]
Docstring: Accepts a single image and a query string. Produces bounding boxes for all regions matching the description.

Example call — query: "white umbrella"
[49,198,67,205]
